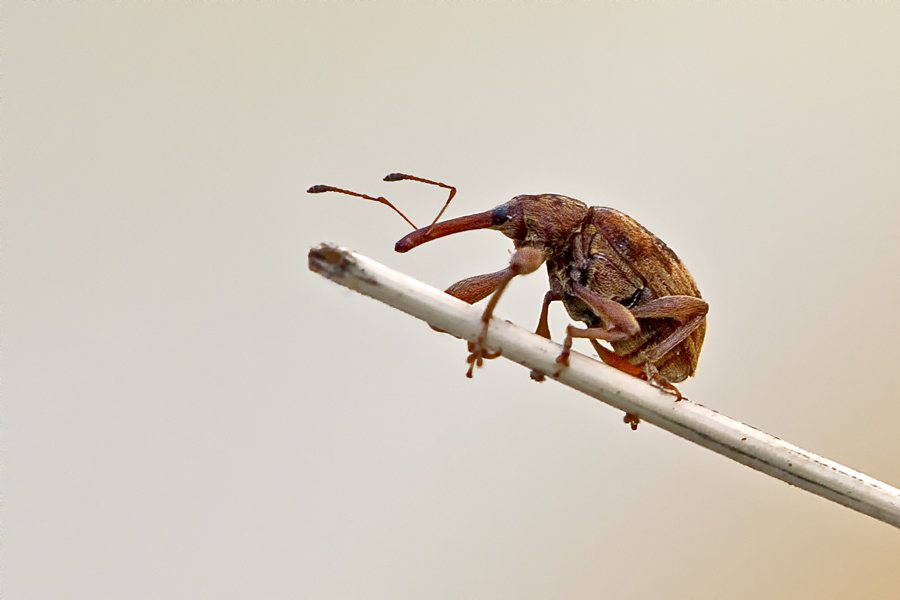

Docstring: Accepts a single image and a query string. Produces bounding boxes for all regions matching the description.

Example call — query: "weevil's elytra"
[561,206,706,384]
[308,174,708,414]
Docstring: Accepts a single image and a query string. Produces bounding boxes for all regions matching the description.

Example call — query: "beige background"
[4,2,900,598]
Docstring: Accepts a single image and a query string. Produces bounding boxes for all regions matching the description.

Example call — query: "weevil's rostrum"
[309,175,708,409]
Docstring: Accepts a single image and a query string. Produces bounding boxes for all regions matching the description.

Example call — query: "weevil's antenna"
[383,173,457,237]
[307,185,418,230]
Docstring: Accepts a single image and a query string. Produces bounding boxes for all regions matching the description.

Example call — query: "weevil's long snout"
[395,210,495,253]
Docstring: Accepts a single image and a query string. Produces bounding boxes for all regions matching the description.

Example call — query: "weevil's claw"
[465,353,478,378]
[556,329,573,367]
[624,413,641,430]
[643,363,683,401]
[465,322,501,378]
[530,370,546,382]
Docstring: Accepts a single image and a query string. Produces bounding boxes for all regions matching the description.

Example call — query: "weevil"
[309,174,707,428]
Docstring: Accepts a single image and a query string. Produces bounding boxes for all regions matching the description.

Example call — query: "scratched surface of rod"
[309,243,900,529]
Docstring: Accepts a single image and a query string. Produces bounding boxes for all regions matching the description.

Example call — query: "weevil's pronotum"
[309,174,708,429]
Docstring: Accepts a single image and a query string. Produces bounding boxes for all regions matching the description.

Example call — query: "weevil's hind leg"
[530,291,562,382]
[642,362,684,401]
[556,282,640,367]
[628,296,708,400]
[588,339,644,378]
[588,337,682,400]
[465,247,545,378]
[587,339,655,428]
[557,291,706,400]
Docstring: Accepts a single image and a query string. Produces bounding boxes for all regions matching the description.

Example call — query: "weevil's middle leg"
[534,290,562,340]
[530,291,562,382]
[556,282,640,367]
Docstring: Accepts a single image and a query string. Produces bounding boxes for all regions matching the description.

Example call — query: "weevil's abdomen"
[558,206,706,382]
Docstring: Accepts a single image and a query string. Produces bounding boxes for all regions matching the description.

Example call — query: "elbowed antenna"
[382,173,457,236]
[306,184,418,230]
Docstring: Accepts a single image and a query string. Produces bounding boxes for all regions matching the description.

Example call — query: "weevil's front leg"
[530,291,563,382]
[426,269,510,335]
[437,267,514,371]
[444,270,510,305]
[465,247,545,378]
[556,282,640,367]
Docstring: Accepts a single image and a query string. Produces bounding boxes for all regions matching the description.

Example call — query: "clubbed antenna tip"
[383,173,411,182]
[307,185,335,194]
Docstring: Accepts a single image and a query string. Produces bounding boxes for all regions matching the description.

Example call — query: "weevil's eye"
[491,206,510,226]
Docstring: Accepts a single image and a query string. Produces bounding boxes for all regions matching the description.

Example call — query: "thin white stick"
[309,243,900,529]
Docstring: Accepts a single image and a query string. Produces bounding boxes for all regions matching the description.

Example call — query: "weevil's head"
[395,194,589,257]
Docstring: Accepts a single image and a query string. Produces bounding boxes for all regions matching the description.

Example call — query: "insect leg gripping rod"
[309,243,900,529]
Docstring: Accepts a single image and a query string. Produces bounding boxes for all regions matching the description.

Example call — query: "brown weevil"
[309,174,708,428]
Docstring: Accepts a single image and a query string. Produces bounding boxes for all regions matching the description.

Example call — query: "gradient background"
[5,2,900,598]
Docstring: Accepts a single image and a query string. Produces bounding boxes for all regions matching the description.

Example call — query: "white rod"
[309,243,900,529]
